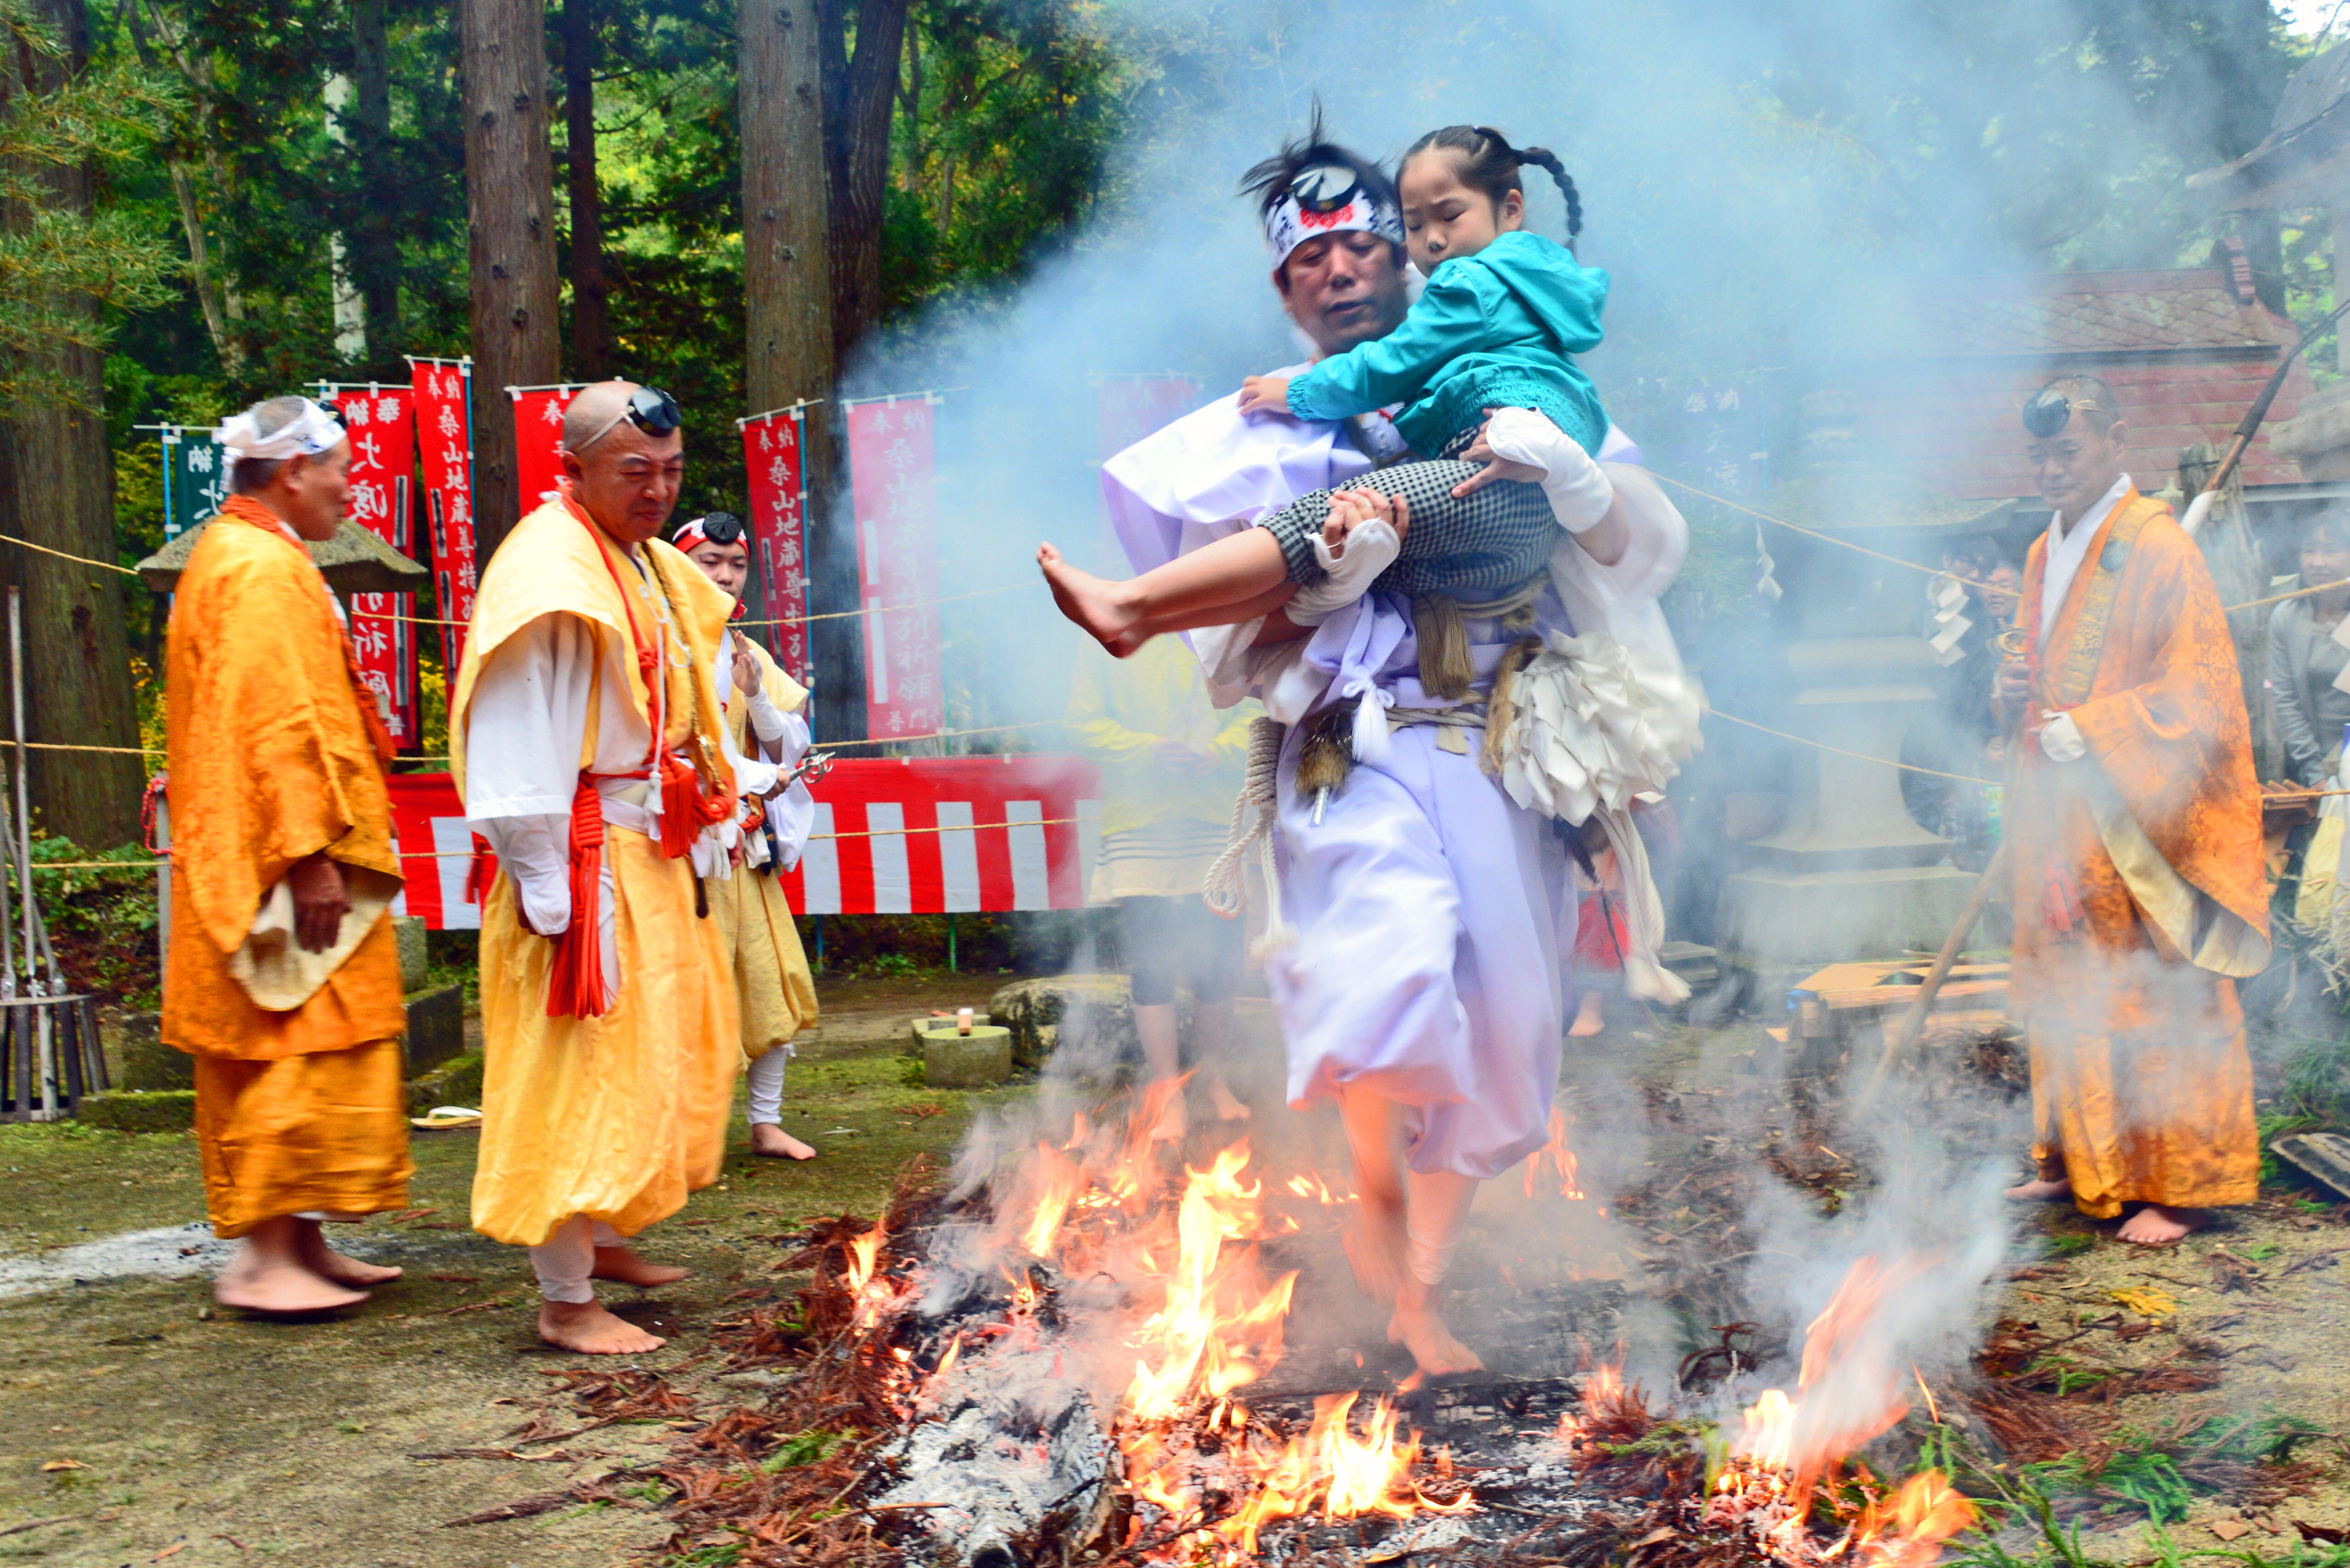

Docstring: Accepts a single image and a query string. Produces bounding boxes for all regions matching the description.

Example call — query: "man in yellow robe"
[1998,375,2270,1245]
[164,395,411,1313]
[672,512,821,1160]
[454,381,750,1354]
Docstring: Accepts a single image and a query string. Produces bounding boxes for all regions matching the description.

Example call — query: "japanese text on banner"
[408,359,478,676]
[739,409,810,686]
[161,427,227,541]
[510,386,583,513]
[847,398,942,738]
[326,385,421,747]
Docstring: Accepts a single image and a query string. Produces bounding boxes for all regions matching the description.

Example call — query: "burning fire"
[1123,1142,1298,1422]
[1210,1392,1474,1554]
[1523,1108,1585,1200]
[1707,1255,1975,1567]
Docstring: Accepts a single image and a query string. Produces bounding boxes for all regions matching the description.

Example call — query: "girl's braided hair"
[1401,124,1582,242]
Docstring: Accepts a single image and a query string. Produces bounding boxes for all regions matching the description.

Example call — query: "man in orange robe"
[1998,375,2269,1245]
[455,381,756,1355]
[164,395,411,1312]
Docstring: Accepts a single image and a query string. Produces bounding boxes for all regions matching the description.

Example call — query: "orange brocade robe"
[162,498,411,1238]
[2008,487,2269,1220]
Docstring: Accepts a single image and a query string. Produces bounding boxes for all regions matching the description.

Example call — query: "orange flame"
[1019,1141,1083,1257]
[1849,1469,1977,1568]
[1214,1393,1472,1556]
[1522,1109,1584,1200]
[1123,1142,1298,1422]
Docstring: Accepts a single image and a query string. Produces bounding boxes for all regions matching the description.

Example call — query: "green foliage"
[0,0,181,405]
[2042,1231,2097,1259]
[759,1428,845,1472]
[2027,1445,2196,1523]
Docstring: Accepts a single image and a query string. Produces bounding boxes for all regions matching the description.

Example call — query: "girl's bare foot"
[213,1244,369,1314]
[1568,990,1606,1038]
[1387,1305,1484,1376]
[590,1245,691,1288]
[1037,543,1147,655]
[294,1222,402,1287]
[539,1299,666,1355]
[750,1123,817,1160]
[2117,1204,2208,1245]
[2004,1178,2073,1203]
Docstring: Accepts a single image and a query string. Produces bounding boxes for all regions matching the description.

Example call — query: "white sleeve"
[765,711,817,869]
[719,714,782,798]
[464,614,594,935]
[745,684,792,745]
[1479,407,1615,533]
[1285,516,1402,627]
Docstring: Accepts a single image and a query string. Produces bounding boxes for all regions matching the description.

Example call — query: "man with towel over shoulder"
[456,381,766,1354]
[163,395,411,1314]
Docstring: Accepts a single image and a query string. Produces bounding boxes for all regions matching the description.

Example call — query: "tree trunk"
[349,0,402,373]
[562,0,609,379]
[818,0,910,364]
[459,0,561,565]
[741,0,861,737]
[0,0,147,849]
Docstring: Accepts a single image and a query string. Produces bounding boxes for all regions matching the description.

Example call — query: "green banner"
[160,426,227,540]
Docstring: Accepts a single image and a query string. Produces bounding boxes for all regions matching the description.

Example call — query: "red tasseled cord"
[657,751,731,860]
[464,832,499,908]
[546,778,613,1018]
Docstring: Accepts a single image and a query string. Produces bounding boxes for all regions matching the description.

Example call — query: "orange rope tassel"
[657,750,731,859]
[547,778,612,1018]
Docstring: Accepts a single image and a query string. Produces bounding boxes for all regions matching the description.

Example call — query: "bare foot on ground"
[2003,1178,2072,1202]
[751,1123,817,1160]
[591,1245,691,1287]
[1038,544,1147,656]
[295,1225,402,1287]
[213,1245,369,1314]
[539,1299,666,1355]
[2117,1204,2208,1245]
[1206,1075,1253,1123]
[1388,1305,1485,1377]
[1568,991,1606,1038]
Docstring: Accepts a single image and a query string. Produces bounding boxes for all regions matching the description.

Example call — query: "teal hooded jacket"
[1283,229,1609,459]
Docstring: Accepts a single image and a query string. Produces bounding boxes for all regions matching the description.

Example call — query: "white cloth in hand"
[2040,711,2086,762]
[1285,516,1401,627]
[1478,406,1614,533]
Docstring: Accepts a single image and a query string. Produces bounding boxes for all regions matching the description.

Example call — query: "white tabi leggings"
[531,1215,625,1304]
[745,1049,789,1127]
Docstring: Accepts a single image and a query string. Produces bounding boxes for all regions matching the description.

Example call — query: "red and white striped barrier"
[387,756,1102,930]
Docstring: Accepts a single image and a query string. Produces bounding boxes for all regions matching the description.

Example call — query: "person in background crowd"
[673,511,823,1161]
[1997,374,2268,1246]
[1068,635,1256,1131]
[164,395,411,1313]
[457,381,771,1353]
[2268,509,2350,789]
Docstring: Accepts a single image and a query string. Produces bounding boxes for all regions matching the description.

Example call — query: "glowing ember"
[1211,1393,1473,1555]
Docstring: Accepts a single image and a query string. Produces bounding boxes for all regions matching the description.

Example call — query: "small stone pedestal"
[922,1026,1013,1088]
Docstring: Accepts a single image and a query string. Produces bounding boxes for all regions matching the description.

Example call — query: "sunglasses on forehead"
[571,385,684,454]
[2022,387,2102,439]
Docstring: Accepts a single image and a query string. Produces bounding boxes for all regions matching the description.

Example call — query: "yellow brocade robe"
[712,636,818,1059]
[2009,488,2269,1219]
[453,498,743,1248]
[163,499,411,1237]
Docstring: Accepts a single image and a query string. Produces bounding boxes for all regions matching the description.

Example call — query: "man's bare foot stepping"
[296,1224,403,1288]
[591,1245,692,1288]
[214,1249,369,1315]
[540,1299,666,1355]
[2117,1203,2208,1246]
[751,1124,817,1160]
[1388,1305,1484,1377]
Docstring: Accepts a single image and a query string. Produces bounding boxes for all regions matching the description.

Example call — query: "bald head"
[558,380,685,549]
[561,381,643,456]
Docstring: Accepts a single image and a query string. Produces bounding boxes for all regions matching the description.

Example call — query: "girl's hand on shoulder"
[1452,410,1548,498]
[1239,375,1292,417]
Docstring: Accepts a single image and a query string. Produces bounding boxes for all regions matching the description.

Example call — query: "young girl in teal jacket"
[1043,124,1617,655]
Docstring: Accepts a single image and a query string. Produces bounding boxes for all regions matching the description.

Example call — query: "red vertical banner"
[846,396,942,739]
[408,357,478,678]
[509,384,585,512]
[325,382,420,748]
[739,405,810,687]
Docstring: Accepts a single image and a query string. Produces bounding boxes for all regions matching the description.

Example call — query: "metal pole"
[10,590,50,1119]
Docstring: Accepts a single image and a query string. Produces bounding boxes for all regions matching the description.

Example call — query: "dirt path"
[0,980,1019,1568]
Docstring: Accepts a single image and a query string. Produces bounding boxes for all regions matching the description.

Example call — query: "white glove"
[1285,516,1401,627]
[744,683,791,745]
[1479,407,1614,533]
[2039,711,2086,762]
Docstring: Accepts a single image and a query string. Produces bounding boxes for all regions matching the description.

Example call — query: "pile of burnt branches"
[642,1161,950,1567]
